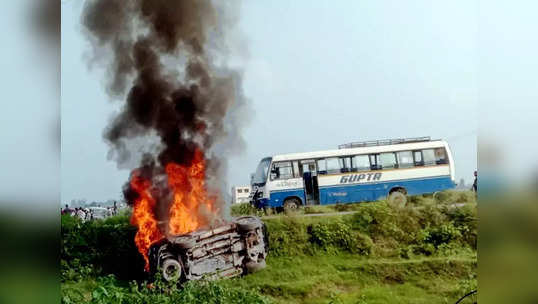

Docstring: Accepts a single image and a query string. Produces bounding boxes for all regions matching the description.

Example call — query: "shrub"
[349,202,403,240]
[445,204,477,249]
[420,223,462,248]
[267,217,357,255]
[61,214,145,281]
[231,203,264,217]
[346,197,476,257]
[356,232,374,256]
[309,221,356,253]
[434,190,476,205]
[407,194,434,206]
[61,274,271,304]
[265,217,313,256]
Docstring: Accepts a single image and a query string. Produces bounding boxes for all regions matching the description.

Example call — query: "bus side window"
[434,148,448,164]
[369,154,380,170]
[326,157,340,174]
[340,157,351,173]
[352,155,370,171]
[271,161,293,180]
[379,152,397,169]
[397,151,414,168]
[292,161,301,177]
[413,151,424,166]
[317,159,327,175]
[422,149,436,166]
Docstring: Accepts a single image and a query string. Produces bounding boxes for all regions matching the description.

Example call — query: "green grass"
[62,253,476,304]
[225,253,476,304]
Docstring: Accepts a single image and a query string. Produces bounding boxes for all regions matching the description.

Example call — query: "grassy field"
[225,253,476,304]
[63,253,476,304]
[61,190,477,304]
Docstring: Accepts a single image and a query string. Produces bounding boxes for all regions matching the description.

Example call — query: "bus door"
[301,160,320,205]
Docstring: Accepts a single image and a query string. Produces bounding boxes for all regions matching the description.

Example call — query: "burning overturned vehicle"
[148,216,268,282]
[125,151,269,284]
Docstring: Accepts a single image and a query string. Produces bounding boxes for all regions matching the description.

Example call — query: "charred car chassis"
[148,216,268,282]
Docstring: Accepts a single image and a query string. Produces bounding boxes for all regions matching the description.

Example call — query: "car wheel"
[245,259,266,273]
[161,258,182,282]
[283,198,300,211]
[388,191,407,207]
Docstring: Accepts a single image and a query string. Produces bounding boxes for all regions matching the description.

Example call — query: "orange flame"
[129,174,164,271]
[166,149,216,235]
[129,148,218,271]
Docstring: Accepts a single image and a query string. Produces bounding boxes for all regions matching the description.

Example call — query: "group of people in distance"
[61,202,118,221]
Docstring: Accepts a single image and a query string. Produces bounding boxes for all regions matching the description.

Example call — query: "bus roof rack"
[338,136,431,149]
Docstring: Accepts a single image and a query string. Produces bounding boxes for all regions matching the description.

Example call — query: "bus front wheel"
[283,198,300,211]
[388,190,407,207]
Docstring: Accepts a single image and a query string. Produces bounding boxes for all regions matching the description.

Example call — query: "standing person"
[76,208,86,221]
[113,201,118,216]
[84,208,91,221]
[62,204,74,215]
[472,170,477,193]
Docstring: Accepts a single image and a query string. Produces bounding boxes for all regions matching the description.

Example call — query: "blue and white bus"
[250,137,456,210]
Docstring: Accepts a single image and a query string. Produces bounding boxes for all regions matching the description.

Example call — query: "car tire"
[161,258,182,282]
[245,259,266,273]
[234,216,262,232]
[283,198,300,211]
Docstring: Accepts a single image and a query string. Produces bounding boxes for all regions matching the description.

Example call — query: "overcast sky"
[60,1,477,203]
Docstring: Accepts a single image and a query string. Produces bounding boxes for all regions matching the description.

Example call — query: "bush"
[420,223,462,248]
[349,202,404,240]
[345,197,476,257]
[265,217,313,256]
[61,214,145,281]
[407,194,434,206]
[61,275,271,304]
[231,203,264,217]
[356,232,374,256]
[434,190,476,205]
[445,204,478,249]
[309,221,356,253]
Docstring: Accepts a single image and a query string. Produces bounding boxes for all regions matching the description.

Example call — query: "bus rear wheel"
[388,190,407,207]
[283,198,300,212]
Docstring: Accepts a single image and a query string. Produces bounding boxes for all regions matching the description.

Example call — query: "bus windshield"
[252,158,271,185]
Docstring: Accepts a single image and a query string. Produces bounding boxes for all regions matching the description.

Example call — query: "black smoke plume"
[82,0,247,220]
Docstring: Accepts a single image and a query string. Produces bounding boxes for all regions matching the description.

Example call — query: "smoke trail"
[82,0,247,224]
